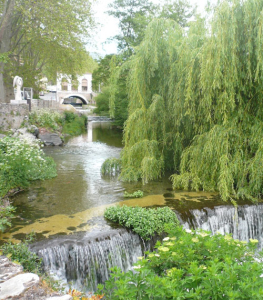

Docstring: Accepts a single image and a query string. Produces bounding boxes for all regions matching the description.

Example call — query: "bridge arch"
[62,94,88,105]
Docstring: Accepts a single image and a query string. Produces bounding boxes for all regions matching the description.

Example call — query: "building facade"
[56,73,96,105]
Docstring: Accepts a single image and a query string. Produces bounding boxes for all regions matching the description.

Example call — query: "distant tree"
[107,0,196,55]
[107,0,155,56]
[104,0,197,129]
[92,54,114,92]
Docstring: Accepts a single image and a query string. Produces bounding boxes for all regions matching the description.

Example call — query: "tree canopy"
[117,0,263,202]
[0,0,96,102]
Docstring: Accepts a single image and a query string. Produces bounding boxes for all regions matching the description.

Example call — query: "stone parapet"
[0,103,29,131]
[31,99,60,110]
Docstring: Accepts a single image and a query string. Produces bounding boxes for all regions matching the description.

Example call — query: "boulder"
[0,273,39,299]
[12,128,37,144]
[38,133,63,146]
[0,256,23,283]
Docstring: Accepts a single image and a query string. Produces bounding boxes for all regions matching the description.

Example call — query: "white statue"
[13,76,23,101]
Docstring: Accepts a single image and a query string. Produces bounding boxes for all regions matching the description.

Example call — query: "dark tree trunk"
[0,0,15,103]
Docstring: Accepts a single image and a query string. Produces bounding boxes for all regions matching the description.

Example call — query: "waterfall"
[176,203,263,249]
[32,229,153,293]
[32,203,263,293]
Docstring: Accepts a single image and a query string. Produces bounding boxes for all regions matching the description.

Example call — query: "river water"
[3,121,219,243]
[2,121,263,292]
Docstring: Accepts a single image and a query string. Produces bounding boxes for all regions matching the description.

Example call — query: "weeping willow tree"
[115,0,263,202]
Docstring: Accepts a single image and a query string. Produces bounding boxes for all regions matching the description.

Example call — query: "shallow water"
[1,121,230,243]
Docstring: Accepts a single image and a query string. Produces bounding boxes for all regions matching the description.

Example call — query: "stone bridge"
[56,73,97,105]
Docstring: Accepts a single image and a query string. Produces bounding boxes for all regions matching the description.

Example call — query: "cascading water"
[176,203,263,249]
[32,228,155,293]
[31,202,263,293]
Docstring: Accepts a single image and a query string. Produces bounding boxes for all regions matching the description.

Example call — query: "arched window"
[82,79,88,91]
[61,78,68,91]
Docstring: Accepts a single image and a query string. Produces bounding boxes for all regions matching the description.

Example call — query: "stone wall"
[31,99,60,110]
[0,103,29,131]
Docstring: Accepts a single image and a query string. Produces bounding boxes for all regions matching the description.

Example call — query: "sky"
[89,0,215,58]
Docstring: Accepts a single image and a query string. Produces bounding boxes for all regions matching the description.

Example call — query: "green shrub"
[104,206,179,240]
[62,112,87,136]
[28,109,63,131]
[101,158,121,176]
[0,137,57,199]
[0,201,15,232]
[1,234,42,273]
[98,226,263,300]
[93,87,110,116]
[124,190,144,198]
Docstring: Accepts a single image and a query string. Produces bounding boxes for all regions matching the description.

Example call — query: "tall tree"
[92,54,114,92]
[107,0,196,55]
[0,0,15,101]
[118,0,263,203]
[104,0,197,129]
[107,0,155,56]
[0,0,95,103]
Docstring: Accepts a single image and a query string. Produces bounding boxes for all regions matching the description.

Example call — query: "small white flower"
[133,265,141,269]
[163,237,170,241]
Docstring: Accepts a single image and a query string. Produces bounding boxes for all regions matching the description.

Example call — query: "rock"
[12,127,37,144]
[38,133,63,146]
[0,256,23,283]
[0,273,39,299]
[0,134,6,139]
[45,295,73,300]
[27,125,39,137]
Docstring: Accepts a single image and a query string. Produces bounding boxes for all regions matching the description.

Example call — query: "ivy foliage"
[119,0,263,201]
[98,226,263,299]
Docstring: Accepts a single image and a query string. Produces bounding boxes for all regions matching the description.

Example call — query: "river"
[2,121,219,243]
[2,121,262,292]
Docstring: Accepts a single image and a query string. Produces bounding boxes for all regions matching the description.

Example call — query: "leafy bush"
[0,201,15,232]
[0,137,57,198]
[124,190,143,198]
[101,158,121,176]
[62,112,87,136]
[98,226,263,299]
[93,87,110,116]
[1,234,42,273]
[104,206,179,240]
[28,109,63,131]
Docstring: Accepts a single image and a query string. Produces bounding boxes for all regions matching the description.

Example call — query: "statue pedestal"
[10,100,27,105]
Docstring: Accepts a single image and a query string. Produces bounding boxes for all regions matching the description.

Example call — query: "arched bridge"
[56,73,97,105]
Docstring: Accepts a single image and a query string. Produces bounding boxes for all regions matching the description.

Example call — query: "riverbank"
[0,255,73,300]
[0,109,89,234]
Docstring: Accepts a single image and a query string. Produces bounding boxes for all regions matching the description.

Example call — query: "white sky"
[89,0,215,58]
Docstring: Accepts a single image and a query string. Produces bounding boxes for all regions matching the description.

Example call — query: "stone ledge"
[0,256,72,300]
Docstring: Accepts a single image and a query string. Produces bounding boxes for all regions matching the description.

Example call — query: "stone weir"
[30,228,159,293]
[175,202,263,250]
[30,199,263,294]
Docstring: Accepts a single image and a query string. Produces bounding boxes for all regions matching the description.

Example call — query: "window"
[82,79,88,91]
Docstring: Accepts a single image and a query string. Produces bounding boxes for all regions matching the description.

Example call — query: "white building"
[56,73,96,105]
